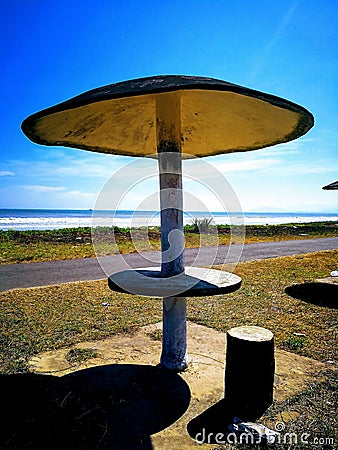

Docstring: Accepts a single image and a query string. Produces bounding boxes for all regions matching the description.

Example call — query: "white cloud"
[6,153,131,180]
[60,190,96,199]
[0,170,15,176]
[263,160,338,176]
[23,185,66,193]
[212,158,281,173]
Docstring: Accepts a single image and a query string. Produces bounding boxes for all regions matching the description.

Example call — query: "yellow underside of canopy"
[33,90,302,157]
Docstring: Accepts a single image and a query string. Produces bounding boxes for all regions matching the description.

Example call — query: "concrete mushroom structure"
[22,75,314,371]
[322,181,338,190]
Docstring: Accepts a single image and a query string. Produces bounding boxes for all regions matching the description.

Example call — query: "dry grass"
[260,369,337,449]
[0,281,162,374]
[190,250,338,363]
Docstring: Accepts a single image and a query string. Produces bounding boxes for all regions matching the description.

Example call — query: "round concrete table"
[108,267,242,298]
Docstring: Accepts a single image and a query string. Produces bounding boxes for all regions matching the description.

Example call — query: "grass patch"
[192,250,338,363]
[65,347,99,366]
[0,221,337,264]
[285,334,306,351]
[259,369,337,450]
[148,329,163,341]
[0,281,162,374]
[0,228,94,264]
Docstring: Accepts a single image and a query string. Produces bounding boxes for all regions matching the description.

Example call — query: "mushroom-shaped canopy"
[322,181,338,190]
[22,75,314,158]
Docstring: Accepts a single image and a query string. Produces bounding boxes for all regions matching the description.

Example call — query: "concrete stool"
[224,326,275,420]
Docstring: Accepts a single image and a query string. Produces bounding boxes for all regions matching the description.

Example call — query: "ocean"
[1,209,338,231]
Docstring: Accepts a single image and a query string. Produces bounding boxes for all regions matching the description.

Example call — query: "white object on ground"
[228,417,280,444]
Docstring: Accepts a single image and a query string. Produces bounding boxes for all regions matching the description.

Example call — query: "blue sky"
[0,0,337,212]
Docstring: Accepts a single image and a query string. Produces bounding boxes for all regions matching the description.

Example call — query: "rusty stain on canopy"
[21,75,314,158]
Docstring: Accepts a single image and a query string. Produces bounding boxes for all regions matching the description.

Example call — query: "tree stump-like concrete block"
[224,326,275,420]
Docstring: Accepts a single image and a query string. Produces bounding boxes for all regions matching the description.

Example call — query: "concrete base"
[316,276,338,284]
[29,322,329,448]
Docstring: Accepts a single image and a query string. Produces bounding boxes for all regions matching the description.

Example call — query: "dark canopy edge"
[21,74,314,146]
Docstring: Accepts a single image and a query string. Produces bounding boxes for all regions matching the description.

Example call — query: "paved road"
[0,237,337,292]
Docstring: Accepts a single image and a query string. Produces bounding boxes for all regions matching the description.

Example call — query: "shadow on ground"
[285,282,338,308]
[187,396,269,445]
[0,364,190,449]
[187,398,236,444]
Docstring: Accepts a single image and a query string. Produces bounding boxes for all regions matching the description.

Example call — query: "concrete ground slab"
[29,322,329,448]
[316,276,338,284]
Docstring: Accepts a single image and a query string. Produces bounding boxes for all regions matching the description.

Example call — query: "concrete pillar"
[156,92,188,371]
[160,297,188,371]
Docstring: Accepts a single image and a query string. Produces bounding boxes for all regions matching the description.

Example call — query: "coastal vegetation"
[0,221,337,264]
